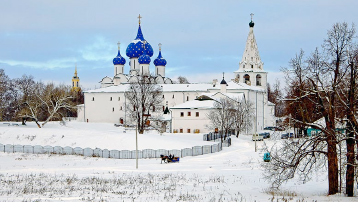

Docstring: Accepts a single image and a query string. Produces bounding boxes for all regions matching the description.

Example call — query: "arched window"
[256,74,262,86]
[251,65,254,69]
[235,74,240,82]
[243,65,245,68]
[186,96,189,101]
[244,74,251,85]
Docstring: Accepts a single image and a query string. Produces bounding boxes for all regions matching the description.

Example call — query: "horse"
[160,155,169,164]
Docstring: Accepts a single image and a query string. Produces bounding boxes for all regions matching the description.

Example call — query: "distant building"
[71,65,81,92]
[79,14,275,134]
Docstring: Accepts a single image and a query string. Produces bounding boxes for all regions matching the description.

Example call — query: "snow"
[0,121,357,204]
[170,99,217,109]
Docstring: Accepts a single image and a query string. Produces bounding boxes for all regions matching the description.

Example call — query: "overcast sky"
[1,0,357,89]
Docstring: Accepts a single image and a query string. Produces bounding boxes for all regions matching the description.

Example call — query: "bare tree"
[266,22,356,195]
[125,75,164,134]
[177,76,190,84]
[206,98,232,141]
[231,99,254,137]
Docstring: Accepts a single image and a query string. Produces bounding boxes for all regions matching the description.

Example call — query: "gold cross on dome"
[250,13,254,21]
[138,14,142,24]
[117,42,120,50]
[158,43,162,51]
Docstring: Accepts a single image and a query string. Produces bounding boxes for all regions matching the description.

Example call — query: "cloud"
[78,36,119,62]
[0,58,77,70]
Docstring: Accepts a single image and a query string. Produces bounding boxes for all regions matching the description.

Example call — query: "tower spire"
[250,13,254,21]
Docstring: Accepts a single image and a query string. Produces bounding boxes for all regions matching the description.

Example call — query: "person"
[169,154,173,160]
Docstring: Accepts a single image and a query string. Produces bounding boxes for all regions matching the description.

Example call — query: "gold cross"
[117,42,120,50]
[138,14,142,24]
[158,43,162,51]
[250,13,254,21]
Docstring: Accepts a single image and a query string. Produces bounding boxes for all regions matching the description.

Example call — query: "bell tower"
[71,64,81,92]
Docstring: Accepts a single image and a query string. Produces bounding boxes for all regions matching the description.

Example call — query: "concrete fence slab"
[181,148,192,157]
[130,150,142,159]
[102,149,110,158]
[119,150,130,159]
[14,145,23,153]
[4,144,14,153]
[34,145,44,154]
[0,144,4,152]
[84,148,94,157]
[23,145,33,153]
[169,149,181,158]
[202,145,211,154]
[63,146,74,155]
[142,149,155,158]
[110,150,120,159]
[93,148,102,157]
[53,146,63,154]
[74,147,83,156]
[211,144,219,153]
[43,145,53,154]
[192,146,203,156]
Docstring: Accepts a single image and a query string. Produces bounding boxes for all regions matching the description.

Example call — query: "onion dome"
[113,42,126,65]
[126,24,153,58]
[249,13,255,27]
[138,42,151,64]
[153,43,167,66]
[220,73,228,85]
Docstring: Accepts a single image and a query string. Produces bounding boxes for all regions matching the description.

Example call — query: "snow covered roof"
[86,80,264,93]
[170,99,218,110]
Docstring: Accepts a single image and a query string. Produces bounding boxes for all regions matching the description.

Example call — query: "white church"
[78,15,275,134]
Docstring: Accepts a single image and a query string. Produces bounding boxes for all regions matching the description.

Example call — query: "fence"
[203,131,232,142]
[0,139,230,159]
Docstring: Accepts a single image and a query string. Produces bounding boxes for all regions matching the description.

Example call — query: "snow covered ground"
[0,121,357,203]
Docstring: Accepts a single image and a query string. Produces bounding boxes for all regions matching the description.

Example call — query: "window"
[244,74,250,85]
[120,106,122,110]
[251,65,254,69]
[187,129,191,133]
[180,129,183,133]
[92,97,95,101]
[162,95,165,98]
[256,74,262,86]
[187,112,191,116]
[186,96,189,101]
[110,97,112,101]
[243,65,245,68]
[196,112,199,117]
[180,112,184,117]
[172,94,174,99]
[76,82,78,87]
[112,108,114,112]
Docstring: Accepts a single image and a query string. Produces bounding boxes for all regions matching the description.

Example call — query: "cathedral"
[78,15,275,134]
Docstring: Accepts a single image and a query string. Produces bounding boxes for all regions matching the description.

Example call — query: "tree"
[206,98,233,141]
[231,99,254,137]
[125,75,164,134]
[177,76,190,84]
[266,22,356,195]
[18,82,75,128]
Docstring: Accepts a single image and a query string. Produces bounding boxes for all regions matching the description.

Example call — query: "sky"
[0,0,357,90]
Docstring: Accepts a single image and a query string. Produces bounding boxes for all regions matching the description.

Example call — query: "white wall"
[171,108,211,134]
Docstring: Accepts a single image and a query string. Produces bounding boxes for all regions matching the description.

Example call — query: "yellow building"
[71,65,81,92]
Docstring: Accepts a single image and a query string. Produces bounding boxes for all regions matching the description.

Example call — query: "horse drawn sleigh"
[160,155,180,164]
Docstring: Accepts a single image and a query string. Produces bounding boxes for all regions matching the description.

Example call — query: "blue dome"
[126,25,153,58]
[153,50,167,66]
[138,49,151,64]
[113,50,126,65]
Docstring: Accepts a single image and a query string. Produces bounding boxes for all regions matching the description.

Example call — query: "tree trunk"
[327,139,339,195]
[346,125,354,196]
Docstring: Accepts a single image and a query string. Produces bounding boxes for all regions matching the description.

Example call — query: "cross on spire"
[250,13,254,21]
[117,42,120,50]
[138,14,142,25]
[222,72,225,79]
[158,43,162,51]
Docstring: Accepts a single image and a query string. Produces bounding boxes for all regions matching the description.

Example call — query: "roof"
[85,80,265,93]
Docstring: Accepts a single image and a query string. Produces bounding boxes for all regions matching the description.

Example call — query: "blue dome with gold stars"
[113,49,126,65]
[153,50,167,66]
[126,25,154,58]
[138,48,151,64]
